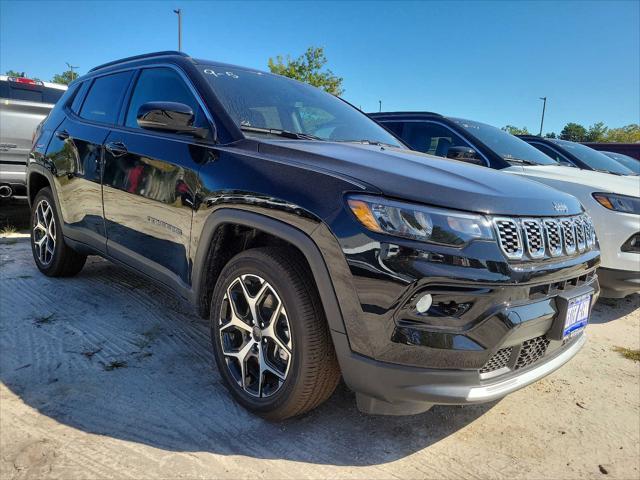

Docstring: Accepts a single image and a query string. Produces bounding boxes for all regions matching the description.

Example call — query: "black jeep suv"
[28,52,599,419]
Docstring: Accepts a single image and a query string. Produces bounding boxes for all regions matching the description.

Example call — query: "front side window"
[200,65,402,146]
[529,142,574,166]
[79,71,133,124]
[125,67,208,130]
[452,118,557,166]
[400,122,472,158]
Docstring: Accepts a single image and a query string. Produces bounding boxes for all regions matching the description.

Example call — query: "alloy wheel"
[219,274,292,398]
[32,199,56,266]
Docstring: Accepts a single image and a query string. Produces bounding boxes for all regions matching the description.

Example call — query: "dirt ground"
[1,232,639,480]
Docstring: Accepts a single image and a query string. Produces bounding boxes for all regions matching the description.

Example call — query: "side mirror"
[446,146,484,165]
[137,101,209,139]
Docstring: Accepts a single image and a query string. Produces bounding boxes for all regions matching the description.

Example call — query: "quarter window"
[125,68,207,130]
[79,71,133,124]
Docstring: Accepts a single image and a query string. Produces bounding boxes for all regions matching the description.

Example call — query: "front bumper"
[598,267,640,298]
[334,331,586,415]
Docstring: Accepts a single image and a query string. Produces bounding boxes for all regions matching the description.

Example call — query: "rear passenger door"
[102,67,212,287]
[44,71,133,248]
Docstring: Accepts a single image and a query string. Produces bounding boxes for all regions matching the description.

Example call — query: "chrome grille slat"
[522,219,545,259]
[561,218,577,254]
[494,218,523,259]
[493,214,595,261]
[543,218,563,257]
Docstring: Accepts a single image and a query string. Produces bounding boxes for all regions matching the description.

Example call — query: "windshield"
[450,118,558,165]
[602,152,640,173]
[200,65,402,146]
[550,140,635,175]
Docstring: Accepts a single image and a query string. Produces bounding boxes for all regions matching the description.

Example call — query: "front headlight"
[347,194,494,246]
[592,193,640,214]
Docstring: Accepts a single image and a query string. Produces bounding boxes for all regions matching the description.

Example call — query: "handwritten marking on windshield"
[203,69,239,78]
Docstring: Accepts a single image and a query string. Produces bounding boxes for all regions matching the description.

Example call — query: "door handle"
[55,130,69,140]
[105,141,128,157]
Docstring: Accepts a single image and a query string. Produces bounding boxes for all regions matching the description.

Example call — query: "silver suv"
[0,75,66,200]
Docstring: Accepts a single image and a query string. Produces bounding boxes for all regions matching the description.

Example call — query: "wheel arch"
[191,208,347,335]
[27,169,52,207]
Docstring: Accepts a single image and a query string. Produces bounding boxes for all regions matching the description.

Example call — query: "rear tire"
[30,187,86,277]
[210,247,340,420]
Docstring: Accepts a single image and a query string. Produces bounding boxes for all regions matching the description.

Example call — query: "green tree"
[604,124,640,143]
[268,46,344,96]
[560,122,588,142]
[5,69,26,78]
[585,122,608,142]
[502,125,530,135]
[51,69,78,85]
[544,132,557,138]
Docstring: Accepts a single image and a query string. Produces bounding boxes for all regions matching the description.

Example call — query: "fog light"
[416,294,433,314]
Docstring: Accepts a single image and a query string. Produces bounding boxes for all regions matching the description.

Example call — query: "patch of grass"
[33,313,55,326]
[103,360,128,371]
[0,225,17,235]
[613,346,640,362]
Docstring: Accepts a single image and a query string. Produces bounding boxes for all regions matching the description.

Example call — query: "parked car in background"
[371,112,639,298]
[27,52,600,419]
[601,151,640,174]
[583,142,640,161]
[0,75,67,201]
[518,135,636,176]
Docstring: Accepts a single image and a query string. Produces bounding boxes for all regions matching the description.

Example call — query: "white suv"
[507,166,639,298]
[369,113,639,298]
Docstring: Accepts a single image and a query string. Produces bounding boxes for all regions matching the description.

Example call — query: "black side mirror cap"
[137,101,210,139]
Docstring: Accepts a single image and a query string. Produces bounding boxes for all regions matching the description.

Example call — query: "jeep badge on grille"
[553,202,568,213]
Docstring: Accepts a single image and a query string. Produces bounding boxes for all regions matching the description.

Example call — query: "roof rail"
[369,111,443,117]
[89,51,189,72]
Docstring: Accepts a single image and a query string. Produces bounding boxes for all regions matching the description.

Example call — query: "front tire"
[30,187,86,277]
[210,247,340,420]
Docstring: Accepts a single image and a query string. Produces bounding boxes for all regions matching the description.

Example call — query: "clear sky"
[1,0,638,134]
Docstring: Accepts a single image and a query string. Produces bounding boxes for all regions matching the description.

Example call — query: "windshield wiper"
[240,126,322,141]
[337,139,398,148]
[504,157,540,166]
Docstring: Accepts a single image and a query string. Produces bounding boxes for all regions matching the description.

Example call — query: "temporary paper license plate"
[563,294,591,338]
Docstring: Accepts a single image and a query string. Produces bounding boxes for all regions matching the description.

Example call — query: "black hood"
[257,140,583,216]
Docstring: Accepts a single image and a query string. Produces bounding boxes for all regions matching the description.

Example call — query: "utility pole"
[538,96,547,136]
[378,100,382,112]
[173,9,182,51]
[65,62,78,81]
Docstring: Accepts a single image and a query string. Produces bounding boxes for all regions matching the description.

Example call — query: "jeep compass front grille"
[493,214,595,261]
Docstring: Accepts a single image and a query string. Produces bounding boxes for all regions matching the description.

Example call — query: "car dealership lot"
[0,236,638,480]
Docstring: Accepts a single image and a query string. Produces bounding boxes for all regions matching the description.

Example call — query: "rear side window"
[79,71,133,124]
[125,67,207,129]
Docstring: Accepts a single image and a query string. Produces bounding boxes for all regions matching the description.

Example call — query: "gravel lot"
[1,232,639,480]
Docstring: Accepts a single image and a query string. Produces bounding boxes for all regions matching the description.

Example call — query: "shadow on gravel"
[591,294,639,324]
[1,246,495,467]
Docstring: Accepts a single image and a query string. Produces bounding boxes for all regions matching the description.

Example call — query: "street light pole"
[65,62,78,81]
[173,9,182,51]
[378,100,382,112]
[538,96,547,136]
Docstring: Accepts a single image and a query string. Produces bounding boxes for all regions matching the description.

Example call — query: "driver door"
[102,67,212,286]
